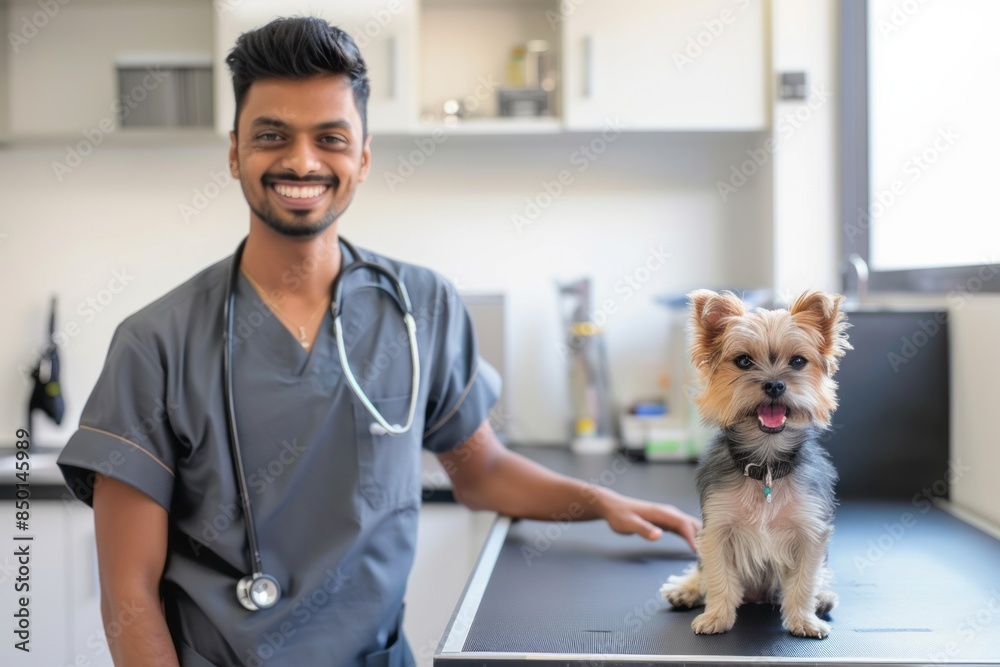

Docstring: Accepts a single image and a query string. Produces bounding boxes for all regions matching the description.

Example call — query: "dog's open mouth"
[757,404,788,433]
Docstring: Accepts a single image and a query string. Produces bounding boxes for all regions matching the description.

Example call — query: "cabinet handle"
[582,35,593,98]
[388,35,398,101]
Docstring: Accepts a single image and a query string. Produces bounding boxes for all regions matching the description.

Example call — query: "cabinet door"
[213,0,418,136]
[404,504,494,667]
[67,503,114,667]
[336,1,419,135]
[0,502,69,666]
[562,0,768,131]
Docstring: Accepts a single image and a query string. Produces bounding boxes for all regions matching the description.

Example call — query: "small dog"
[660,290,850,639]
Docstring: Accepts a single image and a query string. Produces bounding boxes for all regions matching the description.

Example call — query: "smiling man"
[56,17,700,667]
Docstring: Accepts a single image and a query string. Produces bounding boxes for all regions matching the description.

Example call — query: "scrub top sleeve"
[422,279,502,454]
[57,324,179,511]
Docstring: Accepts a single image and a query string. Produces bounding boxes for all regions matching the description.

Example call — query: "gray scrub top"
[57,240,501,666]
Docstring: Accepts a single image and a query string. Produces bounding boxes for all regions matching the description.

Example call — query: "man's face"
[229,75,371,238]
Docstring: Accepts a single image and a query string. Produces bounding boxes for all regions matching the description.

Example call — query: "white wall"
[1,130,772,447]
[948,295,1000,527]
[0,3,9,135]
[770,0,840,296]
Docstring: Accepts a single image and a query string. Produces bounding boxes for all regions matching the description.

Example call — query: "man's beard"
[249,202,338,237]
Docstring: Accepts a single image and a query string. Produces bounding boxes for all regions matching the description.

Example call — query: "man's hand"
[595,489,702,552]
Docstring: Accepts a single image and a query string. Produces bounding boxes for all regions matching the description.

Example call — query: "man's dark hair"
[225,16,370,136]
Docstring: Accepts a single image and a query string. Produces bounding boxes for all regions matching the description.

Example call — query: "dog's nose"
[762,380,786,399]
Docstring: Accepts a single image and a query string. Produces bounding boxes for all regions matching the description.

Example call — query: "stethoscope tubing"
[223,238,267,581]
[223,235,420,610]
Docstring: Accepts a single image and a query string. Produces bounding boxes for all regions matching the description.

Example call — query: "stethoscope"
[222,235,420,611]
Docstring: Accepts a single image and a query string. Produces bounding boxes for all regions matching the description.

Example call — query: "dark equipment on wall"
[28,296,66,441]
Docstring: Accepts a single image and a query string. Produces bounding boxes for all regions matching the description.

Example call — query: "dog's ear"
[789,291,852,372]
[688,290,746,367]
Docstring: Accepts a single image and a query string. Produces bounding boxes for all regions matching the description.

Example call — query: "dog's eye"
[790,355,807,369]
[734,354,754,369]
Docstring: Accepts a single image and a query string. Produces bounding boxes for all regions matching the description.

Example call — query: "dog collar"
[723,432,802,503]
[741,462,792,503]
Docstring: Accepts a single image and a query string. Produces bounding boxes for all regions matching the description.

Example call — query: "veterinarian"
[56,17,701,667]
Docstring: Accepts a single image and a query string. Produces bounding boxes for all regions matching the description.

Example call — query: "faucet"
[842,253,869,308]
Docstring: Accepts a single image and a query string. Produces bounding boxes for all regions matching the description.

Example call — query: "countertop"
[435,449,1000,666]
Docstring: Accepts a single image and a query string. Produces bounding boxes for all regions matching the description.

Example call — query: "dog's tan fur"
[660,290,850,639]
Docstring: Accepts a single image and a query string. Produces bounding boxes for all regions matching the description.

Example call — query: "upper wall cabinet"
[213,0,419,136]
[560,0,768,131]
[3,0,768,142]
[2,1,214,140]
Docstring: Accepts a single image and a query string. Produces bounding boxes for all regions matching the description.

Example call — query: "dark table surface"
[436,447,1000,666]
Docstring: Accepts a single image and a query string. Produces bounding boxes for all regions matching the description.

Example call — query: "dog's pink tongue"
[758,404,787,428]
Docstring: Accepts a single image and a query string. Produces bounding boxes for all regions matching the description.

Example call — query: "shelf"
[414,117,562,135]
[0,128,227,150]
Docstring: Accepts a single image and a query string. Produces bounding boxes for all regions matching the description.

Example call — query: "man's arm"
[436,420,701,551]
[92,473,180,667]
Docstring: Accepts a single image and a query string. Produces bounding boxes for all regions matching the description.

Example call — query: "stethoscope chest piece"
[237,573,281,611]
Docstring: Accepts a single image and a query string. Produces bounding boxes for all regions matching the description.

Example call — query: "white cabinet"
[213,0,419,136]
[213,0,768,136]
[561,0,768,131]
[404,504,494,667]
[0,501,111,667]
[68,503,114,667]
[0,502,69,666]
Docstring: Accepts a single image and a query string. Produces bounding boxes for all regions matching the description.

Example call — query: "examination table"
[434,449,1000,666]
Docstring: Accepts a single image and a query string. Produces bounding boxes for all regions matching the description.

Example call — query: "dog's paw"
[815,590,838,616]
[660,578,704,609]
[691,612,734,635]
[784,615,831,639]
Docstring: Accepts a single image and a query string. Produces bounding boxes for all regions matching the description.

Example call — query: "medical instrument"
[223,236,420,611]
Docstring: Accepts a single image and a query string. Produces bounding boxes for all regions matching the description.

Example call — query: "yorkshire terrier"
[660,290,850,639]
